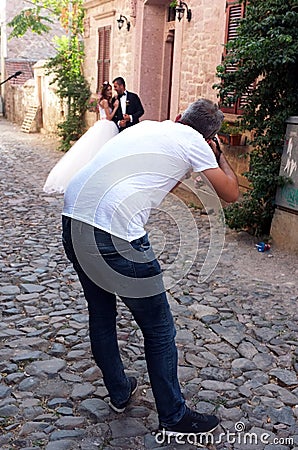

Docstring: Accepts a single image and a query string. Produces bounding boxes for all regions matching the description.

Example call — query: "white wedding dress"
[43,107,119,194]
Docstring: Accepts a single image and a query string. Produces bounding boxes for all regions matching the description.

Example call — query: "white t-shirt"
[63,120,218,241]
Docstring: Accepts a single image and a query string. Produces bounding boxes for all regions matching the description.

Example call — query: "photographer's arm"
[202,152,239,203]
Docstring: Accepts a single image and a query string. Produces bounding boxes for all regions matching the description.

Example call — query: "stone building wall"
[33,60,66,135]
[177,0,225,111]
[5,80,35,127]
[4,64,63,135]
[83,0,227,122]
[83,0,136,128]
[83,0,134,95]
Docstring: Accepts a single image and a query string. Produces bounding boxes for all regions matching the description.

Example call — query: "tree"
[214,0,298,236]
[8,0,91,151]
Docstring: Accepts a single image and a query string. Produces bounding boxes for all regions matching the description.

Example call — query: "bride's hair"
[99,81,112,106]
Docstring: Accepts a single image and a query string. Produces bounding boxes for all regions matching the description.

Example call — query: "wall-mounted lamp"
[117,14,131,31]
[0,71,23,86]
[175,1,192,22]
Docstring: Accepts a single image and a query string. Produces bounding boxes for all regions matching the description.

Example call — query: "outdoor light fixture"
[175,1,192,22]
[117,14,131,31]
[0,71,23,86]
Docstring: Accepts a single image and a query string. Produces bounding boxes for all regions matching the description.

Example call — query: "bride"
[43,82,119,194]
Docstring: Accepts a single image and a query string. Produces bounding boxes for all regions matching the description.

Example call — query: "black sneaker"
[160,407,219,435]
[109,377,138,413]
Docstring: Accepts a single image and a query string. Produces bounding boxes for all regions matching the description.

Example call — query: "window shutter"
[97,26,111,92]
[222,1,246,114]
[103,27,111,82]
[226,3,243,42]
[238,82,255,110]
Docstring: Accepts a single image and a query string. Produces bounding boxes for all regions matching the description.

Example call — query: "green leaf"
[215,0,298,236]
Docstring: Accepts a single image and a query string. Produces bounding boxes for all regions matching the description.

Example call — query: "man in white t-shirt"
[62,99,239,437]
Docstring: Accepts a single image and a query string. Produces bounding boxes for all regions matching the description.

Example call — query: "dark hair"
[112,76,126,88]
[100,81,111,99]
[98,81,113,107]
[180,99,224,139]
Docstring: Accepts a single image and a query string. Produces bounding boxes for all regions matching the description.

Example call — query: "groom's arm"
[126,93,144,125]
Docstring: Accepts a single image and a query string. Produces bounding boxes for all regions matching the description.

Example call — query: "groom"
[112,77,144,132]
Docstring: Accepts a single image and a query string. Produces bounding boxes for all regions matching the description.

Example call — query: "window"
[221,0,247,114]
[97,26,111,92]
[225,1,245,42]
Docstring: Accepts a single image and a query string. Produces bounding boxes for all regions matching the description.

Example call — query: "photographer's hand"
[208,136,222,164]
[203,138,239,203]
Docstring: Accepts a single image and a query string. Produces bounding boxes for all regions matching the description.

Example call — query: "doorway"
[163,29,175,120]
[136,1,175,121]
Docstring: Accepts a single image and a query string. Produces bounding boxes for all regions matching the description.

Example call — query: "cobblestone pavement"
[0,117,298,450]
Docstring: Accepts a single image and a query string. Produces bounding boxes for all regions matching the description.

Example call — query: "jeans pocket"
[93,228,133,256]
[130,234,150,253]
[130,238,162,278]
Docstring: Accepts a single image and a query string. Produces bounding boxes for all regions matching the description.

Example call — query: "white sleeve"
[187,134,218,172]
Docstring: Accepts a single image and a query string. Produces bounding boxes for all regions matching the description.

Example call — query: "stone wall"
[84,0,134,127]
[177,0,225,111]
[5,80,35,128]
[223,144,250,190]
[271,209,298,253]
[33,60,65,135]
[83,0,227,125]
[83,0,134,90]
[4,61,65,135]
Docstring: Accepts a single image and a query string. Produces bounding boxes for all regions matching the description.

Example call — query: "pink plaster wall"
[136,3,169,121]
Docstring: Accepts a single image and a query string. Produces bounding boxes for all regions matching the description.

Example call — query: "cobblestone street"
[0,117,298,450]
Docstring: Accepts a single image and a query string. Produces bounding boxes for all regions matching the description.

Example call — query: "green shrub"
[214,0,298,236]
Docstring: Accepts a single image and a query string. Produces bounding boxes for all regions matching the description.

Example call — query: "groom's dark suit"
[112,91,144,132]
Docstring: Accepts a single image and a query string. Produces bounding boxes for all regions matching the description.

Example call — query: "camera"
[212,136,221,152]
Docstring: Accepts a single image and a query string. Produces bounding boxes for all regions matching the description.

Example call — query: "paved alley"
[0,117,298,450]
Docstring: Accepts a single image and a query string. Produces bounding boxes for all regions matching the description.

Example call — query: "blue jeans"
[62,216,185,426]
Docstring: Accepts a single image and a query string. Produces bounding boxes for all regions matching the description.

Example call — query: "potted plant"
[218,121,243,146]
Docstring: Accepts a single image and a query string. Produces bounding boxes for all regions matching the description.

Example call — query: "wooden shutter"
[221,1,246,114]
[226,2,244,42]
[97,26,111,92]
